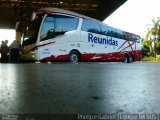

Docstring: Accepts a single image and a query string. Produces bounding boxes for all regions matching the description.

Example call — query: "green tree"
[143,18,160,57]
[150,18,160,57]
[142,28,152,56]
[156,41,160,54]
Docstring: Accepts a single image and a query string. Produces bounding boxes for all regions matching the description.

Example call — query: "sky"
[103,0,160,37]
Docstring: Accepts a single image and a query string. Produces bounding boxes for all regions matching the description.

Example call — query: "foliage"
[142,56,160,62]
[142,31,152,57]
[142,17,160,58]
[156,41,160,54]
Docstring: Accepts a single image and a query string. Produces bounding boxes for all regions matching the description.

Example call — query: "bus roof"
[34,7,140,38]
[35,7,102,23]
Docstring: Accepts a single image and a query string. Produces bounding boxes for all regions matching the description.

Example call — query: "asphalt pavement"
[0,62,160,119]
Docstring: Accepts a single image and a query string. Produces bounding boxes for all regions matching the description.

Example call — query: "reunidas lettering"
[88,33,118,46]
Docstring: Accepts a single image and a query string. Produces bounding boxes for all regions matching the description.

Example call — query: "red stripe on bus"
[37,41,56,47]
[41,51,142,62]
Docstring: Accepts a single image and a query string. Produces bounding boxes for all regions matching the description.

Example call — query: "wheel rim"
[130,56,134,63]
[124,56,128,63]
[70,54,78,63]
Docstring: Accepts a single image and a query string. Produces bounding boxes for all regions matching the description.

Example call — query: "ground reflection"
[0,63,160,114]
[0,64,19,113]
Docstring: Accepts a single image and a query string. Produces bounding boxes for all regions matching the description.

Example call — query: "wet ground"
[0,62,160,119]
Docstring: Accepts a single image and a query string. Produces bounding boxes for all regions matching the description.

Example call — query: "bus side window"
[40,16,55,41]
[82,19,101,34]
[120,33,125,39]
[100,25,109,36]
[136,38,140,43]
[129,36,134,42]
[40,15,79,41]
[110,30,116,37]
[54,15,78,37]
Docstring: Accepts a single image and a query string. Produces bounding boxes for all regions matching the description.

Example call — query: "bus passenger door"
[38,33,67,61]
[38,15,55,60]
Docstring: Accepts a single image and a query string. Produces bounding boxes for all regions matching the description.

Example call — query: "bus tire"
[123,55,129,63]
[129,55,134,63]
[69,51,80,63]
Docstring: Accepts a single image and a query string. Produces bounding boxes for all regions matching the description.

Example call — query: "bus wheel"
[129,55,134,63]
[123,55,129,63]
[69,51,80,63]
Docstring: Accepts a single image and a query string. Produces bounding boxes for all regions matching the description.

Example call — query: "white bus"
[20,7,142,63]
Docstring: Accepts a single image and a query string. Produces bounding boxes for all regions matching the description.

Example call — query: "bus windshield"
[22,14,44,46]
